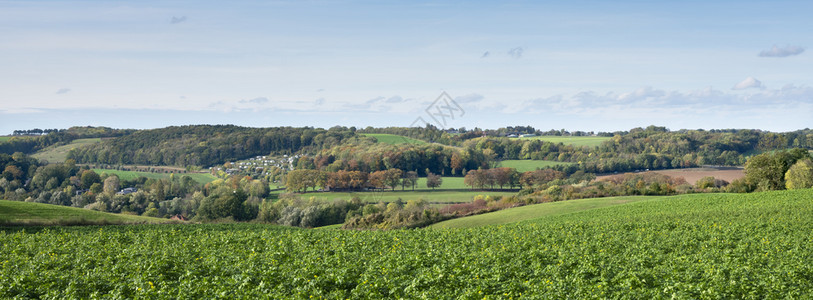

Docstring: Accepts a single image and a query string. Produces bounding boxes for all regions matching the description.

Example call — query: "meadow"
[498,159,573,172]
[32,138,101,163]
[521,135,610,147]
[286,176,516,203]
[431,195,657,228]
[360,133,426,145]
[2,189,811,298]
[0,136,11,142]
[92,169,217,184]
[0,200,171,226]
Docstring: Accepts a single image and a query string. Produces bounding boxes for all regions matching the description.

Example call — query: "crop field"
[32,138,102,163]
[360,133,426,145]
[92,169,217,184]
[0,136,11,142]
[498,159,573,172]
[431,195,657,229]
[0,200,171,226]
[2,189,811,298]
[521,136,610,147]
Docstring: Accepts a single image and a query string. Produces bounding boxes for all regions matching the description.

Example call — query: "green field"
[521,135,610,147]
[361,133,426,145]
[289,176,515,203]
[431,195,657,228]
[92,169,217,184]
[2,189,812,298]
[32,138,102,163]
[0,136,11,142]
[0,200,171,226]
[498,159,573,172]
[303,190,516,204]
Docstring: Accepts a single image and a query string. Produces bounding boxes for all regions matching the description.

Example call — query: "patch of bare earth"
[597,167,745,184]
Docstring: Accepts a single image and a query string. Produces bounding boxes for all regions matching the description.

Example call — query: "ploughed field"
[2,189,812,298]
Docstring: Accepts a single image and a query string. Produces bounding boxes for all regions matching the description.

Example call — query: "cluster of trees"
[739,148,813,192]
[11,128,61,136]
[464,168,521,190]
[285,169,427,193]
[0,126,132,155]
[68,125,359,167]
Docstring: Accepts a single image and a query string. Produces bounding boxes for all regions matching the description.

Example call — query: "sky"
[1,0,811,134]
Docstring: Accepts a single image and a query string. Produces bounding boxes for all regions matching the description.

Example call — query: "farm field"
[0,136,11,142]
[32,138,102,163]
[521,135,610,147]
[431,195,657,229]
[597,167,745,184]
[360,133,426,145]
[498,159,573,172]
[2,189,812,298]
[92,169,217,184]
[0,200,171,226]
[301,189,516,204]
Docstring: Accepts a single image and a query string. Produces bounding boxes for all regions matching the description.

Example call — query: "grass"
[498,159,574,172]
[431,195,658,229]
[32,138,102,163]
[361,133,426,145]
[301,189,516,204]
[521,136,610,147]
[92,169,217,184]
[0,200,173,226]
[0,136,11,142]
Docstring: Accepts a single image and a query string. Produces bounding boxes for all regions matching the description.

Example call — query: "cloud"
[616,86,665,102]
[508,47,524,59]
[55,88,71,94]
[385,96,406,103]
[481,51,490,58]
[239,97,269,104]
[170,16,187,24]
[758,45,805,57]
[314,98,325,105]
[454,93,484,104]
[732,77,764,90]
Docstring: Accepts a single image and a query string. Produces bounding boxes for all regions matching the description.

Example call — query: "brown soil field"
[597,167,745,184]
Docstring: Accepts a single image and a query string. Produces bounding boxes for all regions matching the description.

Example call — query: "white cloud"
[55,88,71,94]
[732,77,763,90]
[454,93,484,104]
[239,97,269,104]
[758,45,805,57]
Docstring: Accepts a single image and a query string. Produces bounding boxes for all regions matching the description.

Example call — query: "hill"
[497,159,574,172]
[0,200,173,226]
[32,138,102,163]
[431,195,657,228]
[520,135,610,147]
[92,169,217,184]
[361,133,426,145]
[3,189,812,298]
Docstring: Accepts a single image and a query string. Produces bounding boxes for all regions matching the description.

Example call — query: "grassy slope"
[431,195,657,228]
[92,169,217,184]
[287,176,516,203]
[498,159,573,172]
[361,133,426,145]
[521,136,610,147]
[0,200,172,226]
[32,138,102,163]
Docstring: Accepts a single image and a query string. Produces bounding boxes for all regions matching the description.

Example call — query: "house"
[116,187,137,195]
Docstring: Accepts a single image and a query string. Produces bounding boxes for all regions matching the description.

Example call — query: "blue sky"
[1,0,811,134]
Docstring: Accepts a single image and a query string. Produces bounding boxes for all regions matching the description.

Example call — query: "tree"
[384,169,403,191]
[785,159,813,189]
[103,175,120,195]
[405,171,418,191]
[80,170,101,190]
[426,173,442,190]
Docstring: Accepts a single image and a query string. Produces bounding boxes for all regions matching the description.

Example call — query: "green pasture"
[361,133,426,145]
[92,169,217,184]
[32,138,102,163]
[300,190,516,204]
[431,195,657,229]
[498,159,573,172]
[0,200,171,226]
[521,136,610,147]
